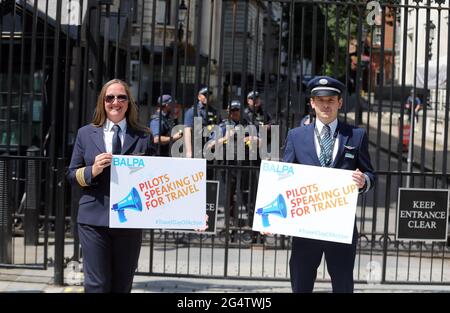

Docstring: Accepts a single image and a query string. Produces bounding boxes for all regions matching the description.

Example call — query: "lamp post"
[427,20,436,60]
[178,0,188,39]
[175,0,187,104]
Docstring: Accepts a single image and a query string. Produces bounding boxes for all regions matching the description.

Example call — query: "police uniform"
[243,91,273,129]
[218,101,248,138]
[184,87,219,147]
[150,95,175,156]
[184,87,217,126]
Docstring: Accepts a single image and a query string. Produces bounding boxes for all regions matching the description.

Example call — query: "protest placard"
[109,156,206,229]
[252,160,359,244]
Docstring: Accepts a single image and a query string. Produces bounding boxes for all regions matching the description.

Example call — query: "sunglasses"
[105,94,128,103]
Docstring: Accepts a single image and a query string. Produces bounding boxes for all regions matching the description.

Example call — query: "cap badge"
[319,78,328,85]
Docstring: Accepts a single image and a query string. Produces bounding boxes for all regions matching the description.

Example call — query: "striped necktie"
[319,124,332,167]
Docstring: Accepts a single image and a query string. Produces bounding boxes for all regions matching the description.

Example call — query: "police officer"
[184,87,218,158]
[243,91,273,131]
[212,100,259,232]
[150,94,182,156]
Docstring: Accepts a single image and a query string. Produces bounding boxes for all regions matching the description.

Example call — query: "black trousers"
[289,224,358,293]
[78,223,142,293]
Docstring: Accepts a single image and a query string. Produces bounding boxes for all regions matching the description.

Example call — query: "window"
[130,61,139,81]
[156,0,172,25]
[131,0,138,24]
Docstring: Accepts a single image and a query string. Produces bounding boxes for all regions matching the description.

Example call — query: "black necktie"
[112,124,122,155]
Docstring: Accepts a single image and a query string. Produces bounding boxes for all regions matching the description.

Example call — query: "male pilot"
[283,76,375,293]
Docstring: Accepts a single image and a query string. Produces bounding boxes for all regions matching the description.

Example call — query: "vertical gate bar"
[51,0,63,284]
[103,3,110,82]
[432,8,442,175]
[381,173,391,284]
[137,0,145,105]
[50,0,62,215]
[216,0,226,110]
[418,241,423,281]
[157,0,168,156]
[0,0,2,91]
[343,7,350,124]
[354,3,363,126]
[310,4,317,75]
[114,0,121,78]
[81,1,90,123]
[125,2,132,83]
[275,3,283,125]
[224,167,232,277]
[429,240,436,282]
[206,0,215,149]
[174,232,179,274]
[397,1,408,190]
[333,4,340,78]
[193,0,203,96]
[181,0,191,115]
[72,0,84,263]
[41,160,48,269]
[5,1,16,154]
[170,0,179,99]
[440,240,445,282]
[63,1,72,159]
[54,158,66,285]
[0,158,12,264]
[187,233,191,275]
[441,3,450,189]
[210,231,215,275]
[236,167,242,276]
[387,5,398,172]
[406,3,420,188]
[377,4,386,169]
[148,0,156,110]
[229,0,237,100]
[163,231,167,274]
[298,6,304,117]
[262,2,271,116]
[252,4,260,106]
[18,0,28,152]
[149,230,154,274]
[29,0,40,260]
[24,148,40,247]
[366,22,374,139]
[239,0,249,107]
[28,0,38,146]
[284,0,294,130]
[322,5,328,75]
[420,1,432,183]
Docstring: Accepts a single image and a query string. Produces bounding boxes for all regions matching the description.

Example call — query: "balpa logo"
[262,162,294,180]
[113,157,145,174]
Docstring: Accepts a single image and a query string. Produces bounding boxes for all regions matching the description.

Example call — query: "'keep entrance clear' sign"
[396,188,449,241]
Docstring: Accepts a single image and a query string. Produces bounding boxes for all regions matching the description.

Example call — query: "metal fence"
[1,0,450,286]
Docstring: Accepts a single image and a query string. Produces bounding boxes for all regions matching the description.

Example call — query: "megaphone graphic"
[111,187,143,223]
[256,194,287,227]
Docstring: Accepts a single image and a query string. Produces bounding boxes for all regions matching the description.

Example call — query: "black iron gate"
[1,0,450,286]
